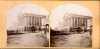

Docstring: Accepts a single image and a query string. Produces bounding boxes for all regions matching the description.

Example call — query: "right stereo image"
[50,4,92,47]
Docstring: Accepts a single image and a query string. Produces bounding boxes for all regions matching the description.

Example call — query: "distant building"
[17,13,47,32]
[63,13,92,32]
[8,21,18,31]
[57,21,63,31]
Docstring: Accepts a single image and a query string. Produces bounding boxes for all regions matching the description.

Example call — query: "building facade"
[63,13,92,32]
[17,13,47,32]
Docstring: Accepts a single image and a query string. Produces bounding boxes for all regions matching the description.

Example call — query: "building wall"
[63,13,92,32]
[18,13,46,32]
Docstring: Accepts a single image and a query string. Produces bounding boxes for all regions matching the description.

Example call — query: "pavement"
[50,32,92,47]
[7,31,49,47]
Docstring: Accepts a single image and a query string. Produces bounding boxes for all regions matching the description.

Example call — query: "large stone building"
[17,13,47,32]
[63,13,92,32]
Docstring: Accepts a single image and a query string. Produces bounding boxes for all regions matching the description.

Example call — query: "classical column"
[34,16,35,26]
[31,16,32,26]
[85,18,87,28]
[76,17,77,27]
[73,17,74,27]
[34,17,36,26]
[85,18,86,27]
[72,17,73,27]
[24,16,26,30]
[83,18,85,27]
[38,17,39,26]
[70,17,72,27]
[27,16,28,30]
[77,17,79,27]
[69,17,70,27]
[78,17,80,26]
[80,18,81,26]
[40,18,42,26]
[84,18,86,27]
[77,17,79,26]
[68,18,69,27]
[37,17,38,26]
[32,16,33,26]
[39,17,40,26]
[30,16,31,26]
[40,18,41,25]
[82,18,83,26]
[31,16,33,26]
[75,17,76,27]
[35,17,37,26]
[73,17,75,27]
[28,16,29,26]
[27,16,28,26]
[74,17,76,27]
[33,17,34,26]
[29,16,31,26]
[86,18,87,28]
[71,17,72,27]
[83,18,84,26]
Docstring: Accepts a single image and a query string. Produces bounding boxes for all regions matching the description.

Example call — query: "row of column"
[25,16,42,27]
[72,17,87,27]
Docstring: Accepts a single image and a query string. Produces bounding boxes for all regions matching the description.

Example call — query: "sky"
[7,4,92,29]
[50,4,92,29]
[7,4,48,29]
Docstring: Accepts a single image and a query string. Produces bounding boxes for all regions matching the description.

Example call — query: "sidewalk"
[7,31,49,47]
[51,32,92,47]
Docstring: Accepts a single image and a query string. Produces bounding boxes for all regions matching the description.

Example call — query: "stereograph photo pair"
[6,3,92,47]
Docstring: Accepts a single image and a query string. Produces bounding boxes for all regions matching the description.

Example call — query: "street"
[7,31,49,47]
[50,32,92,47]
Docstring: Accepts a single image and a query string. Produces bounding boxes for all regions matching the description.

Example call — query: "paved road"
[50,32,92,47]
[7,31,49,47]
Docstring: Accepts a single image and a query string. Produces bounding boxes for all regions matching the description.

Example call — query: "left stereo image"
[7,4,49,47]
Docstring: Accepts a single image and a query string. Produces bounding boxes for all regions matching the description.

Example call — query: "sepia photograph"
[7,4,49,47]
[50,4,92,47]
[0,0,99,48]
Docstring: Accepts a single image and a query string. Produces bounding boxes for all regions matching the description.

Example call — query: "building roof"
[18,13,46,18]
[63,13,92,20]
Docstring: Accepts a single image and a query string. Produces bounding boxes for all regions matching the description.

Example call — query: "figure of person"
[31,26,36,32]
[77,27,82,34]
[44,28,47,34]
[38,27,42,31]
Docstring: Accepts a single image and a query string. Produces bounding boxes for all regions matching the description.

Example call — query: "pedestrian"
[44,28,47,34]
[39,27,42,31]
[77,27,81,34]
[31,26,36,32]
